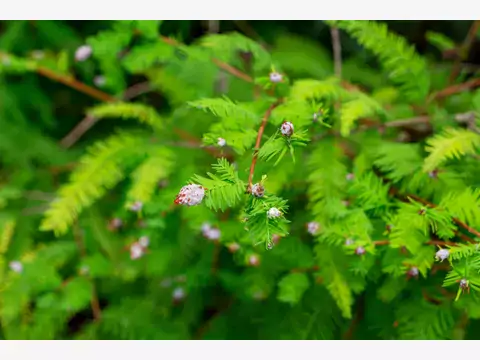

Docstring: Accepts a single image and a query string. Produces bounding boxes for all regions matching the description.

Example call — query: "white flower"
[460,278,469,290]
[130,242,145,260]
[217,137,226,147]
[138,236,150,248]
[94,75,106,87]
[435,249,449,262]
[251,183,265,198]
[129,201,143,212]
[307,221,320,235]
[9,261,23,273]
[280,121,294,137]
[174,184,206,206]
[269,72,283,83]
[267,207,281,219]
[75,45,92,62]
[172,287,185,301]
[248,254,260,267]
[355,246,366,256]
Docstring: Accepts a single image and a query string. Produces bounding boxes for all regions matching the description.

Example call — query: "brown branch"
[449,20,480,84]
[330,27,342,78]
[431,78,480,101]
[36,66,116,103]
[247,99,284,189]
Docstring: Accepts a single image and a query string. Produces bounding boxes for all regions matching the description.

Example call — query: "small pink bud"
[307,221,320,235]
[251,183,265,198]
[130,242,145,260]
[228,243,240,253]
[129,201,143,212]
[355,246,366,256]
[174,184,206,206]
[408,267,419,277]
[75,45,92,62]
[217,137,226,147]
[280,121,294,137]
[267,207,281,219]
[248,254,260,267]
[269,72,283,83]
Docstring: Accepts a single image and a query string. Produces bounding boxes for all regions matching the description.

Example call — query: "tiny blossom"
[307,221,320,235]
[267,207,281,219]
[217,137,226,147]
[418,208,426,216]
[269,72,283,83]
[172,287,186,301]
[204,227,221,241]
[228,243,240,253]
[129,201,143,212]
[386,224,394,232]
[266,242,274,250]
[460,278,469,290]
[9,261,23,273]
[248,255,260,267]
[355,246,366,256]
[138,236,150,248]
[160,278,172,288]
[435,249,449,262]
[313,110,323,122]
[94,75,106,87]
[130,242,145,260]
[346,173,355,181]
[201,222,211,232]
[174,184,206,206]
[75,44,92,62]
[408,267,419,277]
[345,238,354,246]
[251,183,265,198]
[280,121,294,137]
[342,200,350,207]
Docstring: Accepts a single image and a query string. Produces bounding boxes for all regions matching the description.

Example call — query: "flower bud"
[174,184,206,206]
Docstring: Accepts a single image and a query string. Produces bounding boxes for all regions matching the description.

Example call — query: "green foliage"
[2,19,480,341]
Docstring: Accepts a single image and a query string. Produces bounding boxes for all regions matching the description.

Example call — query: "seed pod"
[280,121,294,137]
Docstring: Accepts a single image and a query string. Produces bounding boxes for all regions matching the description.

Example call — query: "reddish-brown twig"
[448,20,480,84]
[247,99,284,189]
[431,77,480,101]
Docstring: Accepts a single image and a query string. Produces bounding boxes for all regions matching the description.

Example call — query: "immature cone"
[307,221,320,235]
[408,267,419,277]
[248,254,260,267]
[217,137,226,147]
[435,248,449,262]
[130,242,145,260]
[75,44,92,62]
[269,72,283,83]
[138,236,150,248]
[267,207,281,219]
[9,261,23,273]
[94,75,106,87]
[251,183,265,198]
[355,246,366,256]
[129,201,143,212]
[280,121,294,137]
[174,184,206,206]
[172,287,186,301]
[227,242,240,253]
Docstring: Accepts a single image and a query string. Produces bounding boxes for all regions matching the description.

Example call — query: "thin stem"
[330,26,342,78]
[247,99,283,189]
